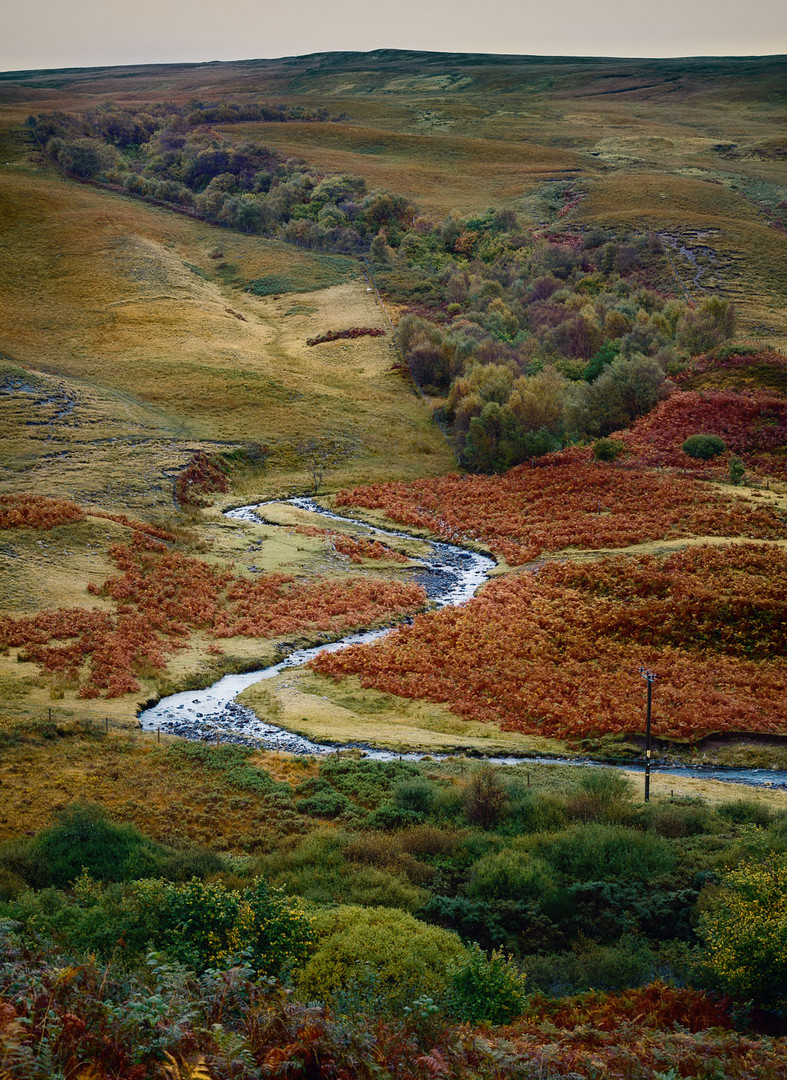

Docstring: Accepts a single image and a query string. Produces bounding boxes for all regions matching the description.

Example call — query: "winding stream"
[138,498,787,790]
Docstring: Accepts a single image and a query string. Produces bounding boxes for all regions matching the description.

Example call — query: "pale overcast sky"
[2,0,785,73]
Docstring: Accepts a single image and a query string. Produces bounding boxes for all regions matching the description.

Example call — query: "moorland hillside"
[0,51,786,1077]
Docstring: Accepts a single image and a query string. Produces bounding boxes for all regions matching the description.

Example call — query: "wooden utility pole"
[639,669,656,802]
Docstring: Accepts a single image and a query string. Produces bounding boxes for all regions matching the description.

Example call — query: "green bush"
[544,879,698,943]
[465,849,556,903]
[728,455,746,485]
[536,824,675,882]
[564,769,635,823]
[0,804,229,889]
[697,852,787,1008]
[297,789,354,819]
[0,804,165,888]
[259,831,425,909]
[393,778,436,815]
[717,799,773,827]
[126,876,314,976]
[297,905,466,1014]
[592,437,625,462]
[642,800,716,838]
[682,433,727,460]
[2,879,148,957]
[523,934,657,995]
[366,804,425,831]
[319,758,422,809]
[506,790,568,834]
[446,943,528,1025]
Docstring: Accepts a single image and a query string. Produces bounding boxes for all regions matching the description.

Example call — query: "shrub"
[297,905,467,1014]
[564,769,635,824]
[506,790,568,834]
[537,824,675,882]
[297,789,354,819]
[698,852,787,1008]
[366,804,425,831]
[126,876,314,977]
[728,455,746,485]
[544,879,699,943]
[682,433,727,460]
[676,297,736,355]
[174,451,230,507]
[2,803,165,888]
[464,767,508,829]
[592,438,625,462]
[524,934,657,995]
[260,831,425,910]
[446,943,528,1025]
[319,759,422,808]
[642,800,716,838]
[465,850,556,903]
[717,799,773,827]
[393,778,436,815]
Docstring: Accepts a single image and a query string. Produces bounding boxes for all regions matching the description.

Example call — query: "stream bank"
[138,498,787,790]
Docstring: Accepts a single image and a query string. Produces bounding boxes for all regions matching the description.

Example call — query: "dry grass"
[0,723,314,850]
[239,670,573,757]
[225,121,590,214]
[0,163,452,480]
[622,769,787,810]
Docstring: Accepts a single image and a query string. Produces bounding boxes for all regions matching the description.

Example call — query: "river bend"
[138,498,787,789]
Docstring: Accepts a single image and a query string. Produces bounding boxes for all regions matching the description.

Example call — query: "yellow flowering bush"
[697,853,787,1008]
[124,876,314,977]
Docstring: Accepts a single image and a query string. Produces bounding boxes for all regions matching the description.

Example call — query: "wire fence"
[0,703,172,745]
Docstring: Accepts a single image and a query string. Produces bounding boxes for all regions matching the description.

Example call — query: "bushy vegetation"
[682,433,728,459]
[1,751,787,1075]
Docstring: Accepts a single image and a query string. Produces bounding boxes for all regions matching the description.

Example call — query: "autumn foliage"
[336,459,784,565]
[523,980,732,1033]
[295,525,408,563]
[0,531,427,698]
[0,495,85,531]
[174,451,231,508]
[618,387,787,476]
[0,494,177,542]
[306,327,385,346]
[312,543,787,740]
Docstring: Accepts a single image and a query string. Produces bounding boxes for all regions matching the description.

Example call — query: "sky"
[2,0,785,73]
